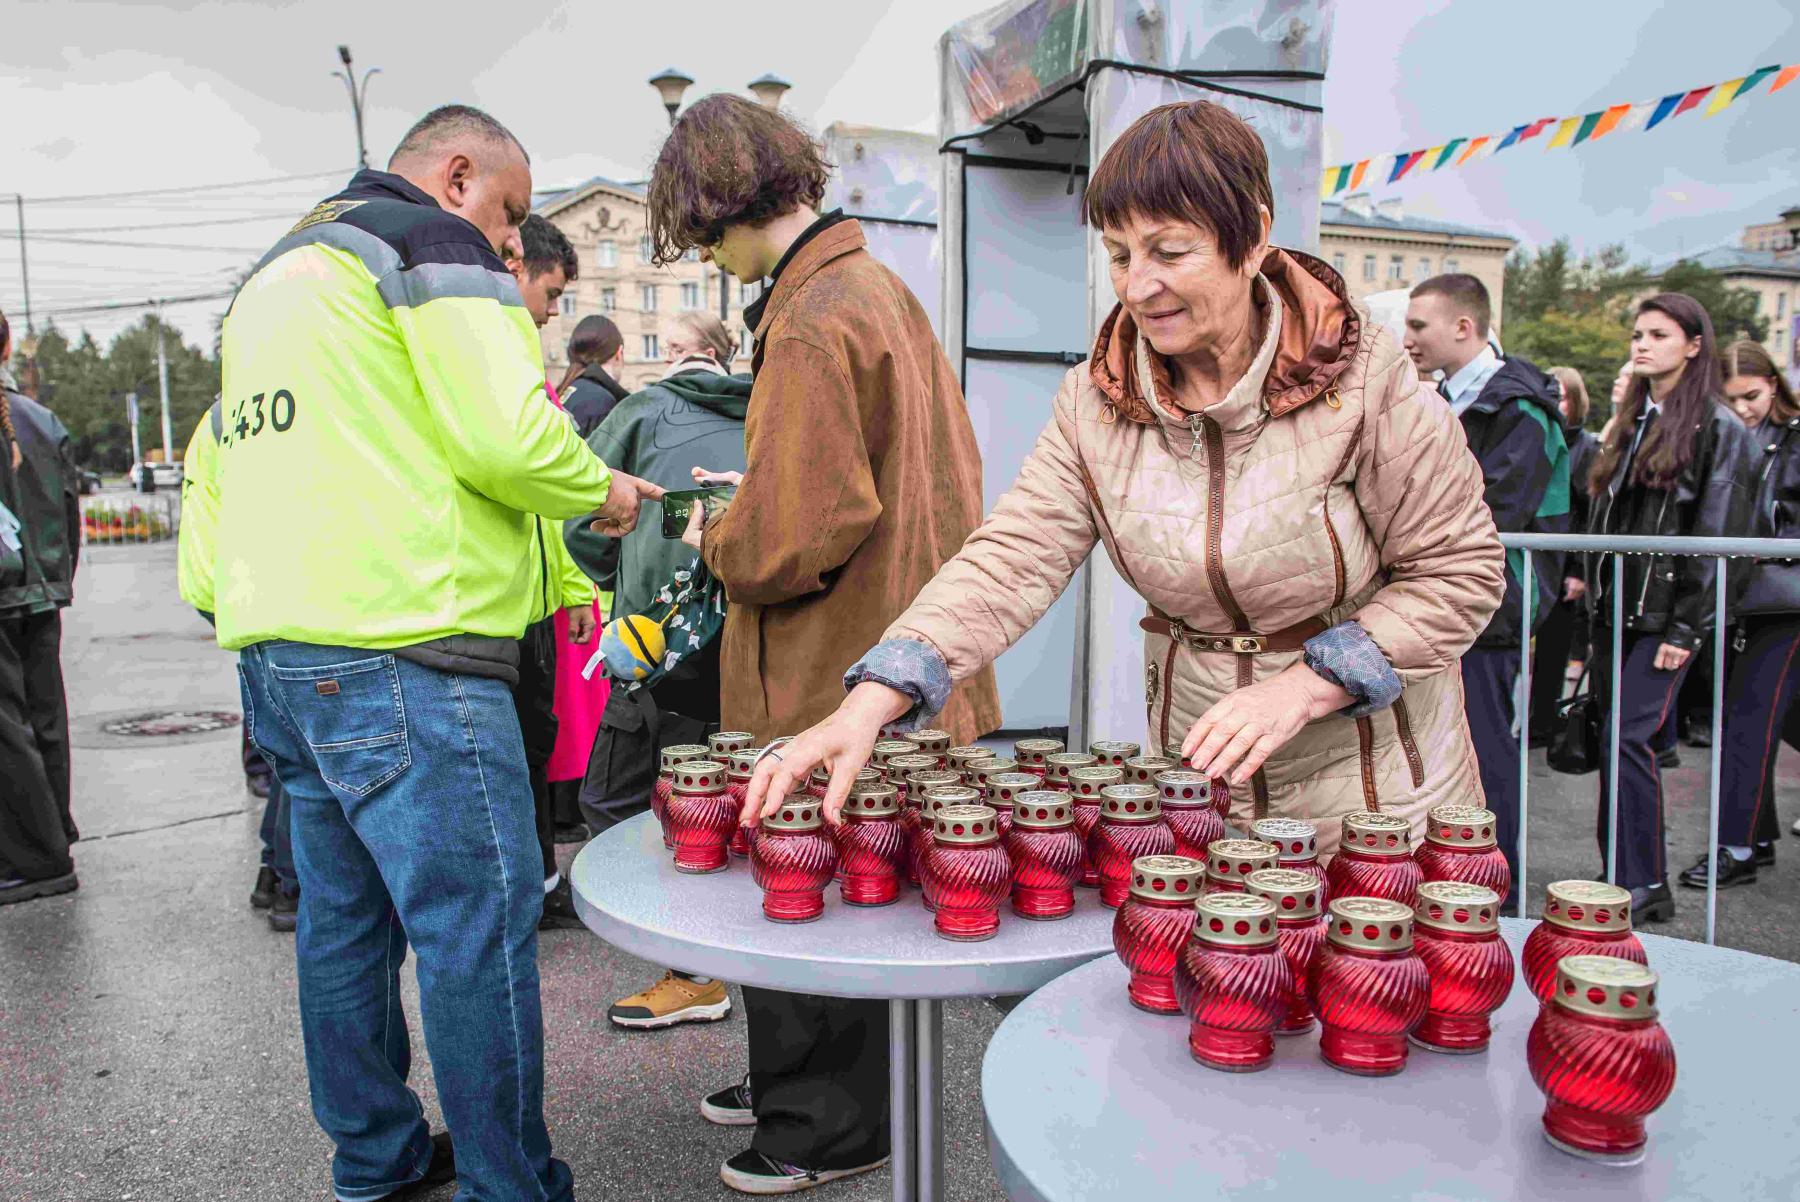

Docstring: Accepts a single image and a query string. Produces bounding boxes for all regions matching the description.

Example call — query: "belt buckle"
[1233,635,1266,653]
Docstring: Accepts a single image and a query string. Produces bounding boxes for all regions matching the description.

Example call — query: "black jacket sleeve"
[1475,405,1555,534]
[1666,412,1757,648]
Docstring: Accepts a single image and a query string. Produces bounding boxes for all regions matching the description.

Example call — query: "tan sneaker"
[608,970,732,1029]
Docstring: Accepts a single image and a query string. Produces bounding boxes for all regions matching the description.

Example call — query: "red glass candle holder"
[902,728,952,767]
[1409,881,1513,1054]
[750,796,837,923]
[1307,897,1431,1076]
[709,731,755,760]
[666,759,736,874]
[1113,855,1205,1013]
[837,782,906,907]
[1203,838,1279,894]
[653,743,710,850]
[1013,737,1065,780]
[1528,956,1676,1166]
[1041,751,1097,793]
[1123,754,1178,786]
[1089,785,1175,908]
[1088,739,1142,768]
[1005,791,1084,920]
[945,744,990,784]
[1416,804,1512,900]
[887,755,942,800]
[914,784,980,911]
[724,748,761,859]
[1521,881,1648,1003]
[1173,893,1294,1072]
[923,804,1011,941]
[1327,813,1423,907]
[1208,775,1231,821]
[1065,763,1121,887]
[1155,770,1224,860]
[1246,867,1327,1035]
[870,739,919,778]
[1252,818,1327,901]
[979,771,1037,842]
[808,764,881,802]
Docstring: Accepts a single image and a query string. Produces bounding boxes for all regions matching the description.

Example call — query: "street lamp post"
[647,68,695,127]
[746,73,792,110]
[333,44,382,169]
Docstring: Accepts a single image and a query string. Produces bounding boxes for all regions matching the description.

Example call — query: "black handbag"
[1547,664,1601,775]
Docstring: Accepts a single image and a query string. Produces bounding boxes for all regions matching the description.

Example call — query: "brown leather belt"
[1139,613,1328,654]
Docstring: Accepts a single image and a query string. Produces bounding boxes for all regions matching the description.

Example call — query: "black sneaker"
[539,877,586,930]
[701,1075,756,1126]
[1655,747,1681,770]
[268,889,299,933]
[553,821,590,845]
[1754,841,1776,867]
[1629,881,1676,923]
[1678,848,1759,890]
[250,866,278,910]
[719,1149,888,1195]
[0,871,79,907]
[384,1131,456,1200]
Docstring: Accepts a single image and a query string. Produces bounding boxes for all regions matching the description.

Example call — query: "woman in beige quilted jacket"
[747,100,1504,859]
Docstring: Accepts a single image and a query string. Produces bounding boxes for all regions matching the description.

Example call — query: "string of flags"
[1321,63,1798,197]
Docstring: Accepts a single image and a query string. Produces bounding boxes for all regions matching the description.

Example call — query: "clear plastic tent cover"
[821,123,944,337]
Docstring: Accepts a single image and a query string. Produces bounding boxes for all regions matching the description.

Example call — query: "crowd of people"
[1,89,1798,1199]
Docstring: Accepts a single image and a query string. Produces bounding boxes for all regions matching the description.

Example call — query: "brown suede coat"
[701,220,1002,745]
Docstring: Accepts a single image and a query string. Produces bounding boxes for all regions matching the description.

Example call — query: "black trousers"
[0,610,73,881]
[1461,647,1520,892]
[1595,630,1694,890]
[1529,599,1583,738]
[514,617,560,881]
[576,640,720,834]
[745,987,890,1171]
[1718,616,1800,847]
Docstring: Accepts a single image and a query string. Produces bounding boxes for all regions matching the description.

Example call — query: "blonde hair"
[1548,366,1590,428]
[671,311,736,364]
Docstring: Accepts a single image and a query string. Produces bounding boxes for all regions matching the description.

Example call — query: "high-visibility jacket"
[213,169,610,651]
[176,401,223,614]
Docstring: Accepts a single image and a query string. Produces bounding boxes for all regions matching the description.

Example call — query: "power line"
[24,168,353,205]
[23,212,303,235]
[37,289,235,318]
[0,232,264,253]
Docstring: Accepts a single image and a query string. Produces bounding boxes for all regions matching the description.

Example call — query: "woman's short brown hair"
[646,94,830,266]
[1083,100,1274,270]
[1548,366,1589,428]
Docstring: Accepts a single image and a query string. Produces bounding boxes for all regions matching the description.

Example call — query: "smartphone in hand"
[661,486,737,540]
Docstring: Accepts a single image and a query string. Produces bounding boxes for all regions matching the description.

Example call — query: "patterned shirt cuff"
[1303,621,1403,718]
[844,638,952,731]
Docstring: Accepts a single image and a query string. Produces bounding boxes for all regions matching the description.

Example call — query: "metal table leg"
[916,998,944,1202]
[889,998,917,1202]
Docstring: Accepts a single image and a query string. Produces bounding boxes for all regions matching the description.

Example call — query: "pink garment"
[548,601,608,782]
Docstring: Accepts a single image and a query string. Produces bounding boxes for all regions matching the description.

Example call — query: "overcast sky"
[1,0,1795,346]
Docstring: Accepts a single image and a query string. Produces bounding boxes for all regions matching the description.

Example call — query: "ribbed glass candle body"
[1174,940,1293,1072]
[667,784,737,873]
[1325,846,1423,907]
[1004,823,1083,920]
[1528,984,1676,1163]
[1164,803,1224,862]
[1308,941,1430,1076]
[1521,924,1648,1002]
[1416,840,1512,897]
[1411,926,1514,1053]
[837,813,906,907]
[923,836,1012,941]
[726,777,752,859]
[750,826,837,923]
[1112,856,1205,1013]
[1090,817,1175,908]
[652,773,675,849]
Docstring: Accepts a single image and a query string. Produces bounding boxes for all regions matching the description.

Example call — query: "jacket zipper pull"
[1187,414,1205,461]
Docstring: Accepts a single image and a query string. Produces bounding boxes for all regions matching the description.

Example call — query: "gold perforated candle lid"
[762,797,826,831]
[905,770,962,802]
[1414,881,1502,934]
[844,782,900,818]
[933,803,1001,844]
[1340,812,1413,857]
[1154,769,1212,808]
[727,749,763,781]
[1251,818,1318,861]
[968,757,1020,783]
[1123,754,1178,784]
[1044,752,1098,783]
[1206,838,1280,883]
[1088,740,1142,765]
[1552,955,1660,1020]
[888,754,942,781]
[1129,855,1205,902]
[1068,765,1125,797]
[920,784,982,815]
[1011,791,1074,829]
[812,765,881,791]
[660,744,711,773]
[871,740,918,769]
[1424,805,1499,849]
[1014,737,1065,765]
[1099,784,1160,821]
[1246,867,1324,919]
[1542,880,1634,932]
[984,772,1040,807]
[671,759,728,793]
[1326,897,1415,951]
[1193,893,1280,947]
[903,729,952,757]
[709,731,755,756]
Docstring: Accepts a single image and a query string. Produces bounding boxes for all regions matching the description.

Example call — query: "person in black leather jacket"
[1584,294,1756,921]
[1679,341,1800,891]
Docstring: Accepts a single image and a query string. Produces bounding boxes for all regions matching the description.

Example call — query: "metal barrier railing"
[1501,532,1800,945]
[79,492,181,545]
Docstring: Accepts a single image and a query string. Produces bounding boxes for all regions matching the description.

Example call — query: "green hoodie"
[565,366,750,621]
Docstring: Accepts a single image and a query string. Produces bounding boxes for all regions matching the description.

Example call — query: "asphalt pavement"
[1,539,1794,1201]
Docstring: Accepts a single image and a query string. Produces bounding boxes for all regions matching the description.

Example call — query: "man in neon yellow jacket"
[217,105,656,1202]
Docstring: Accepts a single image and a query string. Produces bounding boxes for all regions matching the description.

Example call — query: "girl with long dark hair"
[1678,341,1800,891]
[1586,293,1756,920]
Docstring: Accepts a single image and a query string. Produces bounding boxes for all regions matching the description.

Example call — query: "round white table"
[981,919,1800,1200]
[571,812,1117,1202]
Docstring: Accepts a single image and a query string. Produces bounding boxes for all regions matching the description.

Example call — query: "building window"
[1417,257,1432,280]
[680,282,701,310]
[641,333,660,360]
[600,287,616,313]
[1388,255,1405,282]
[1444,257,1460,274]
[739,327,754,357]
[638,235,655,263]
[1331,253,1346,275]
[1362,255,1376,283]
[683,248,700,262]
[639,284,658,312]
[558,294,575,317]
[1780,293,1789,323]
[597,240,617,268]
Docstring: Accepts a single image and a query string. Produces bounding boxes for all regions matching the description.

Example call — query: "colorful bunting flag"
[1570,110,1606,145]
[1434,139,1466,169]
[1646,92,1684,130]
[1547,116,1582,149]
[1673,85,1715,117]
[1772,65,1800,94]
[1590,103,1634,140]
[1455,136,1491,165]
[1350,159,1370,190]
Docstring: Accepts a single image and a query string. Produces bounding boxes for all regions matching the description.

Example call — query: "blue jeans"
[239,641,572,1202]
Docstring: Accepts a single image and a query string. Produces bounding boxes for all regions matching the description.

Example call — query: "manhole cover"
[101,710,242,737]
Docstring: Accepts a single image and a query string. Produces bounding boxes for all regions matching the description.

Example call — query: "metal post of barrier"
[1607,554,1623,886]
[1706,564,1726,946]
[1517,552,1531,918]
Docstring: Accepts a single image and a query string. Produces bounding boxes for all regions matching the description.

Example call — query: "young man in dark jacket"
[0,309,82,905]
[1406,275,1570,894]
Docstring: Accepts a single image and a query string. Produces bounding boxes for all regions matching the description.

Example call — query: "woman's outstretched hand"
[1181,662,1353,786]
[743,682,914,828]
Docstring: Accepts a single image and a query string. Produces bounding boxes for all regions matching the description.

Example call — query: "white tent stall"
[822,123,944,339]
[938,0,1334,746]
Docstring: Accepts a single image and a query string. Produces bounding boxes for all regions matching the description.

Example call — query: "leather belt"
[1139,613,1328,654]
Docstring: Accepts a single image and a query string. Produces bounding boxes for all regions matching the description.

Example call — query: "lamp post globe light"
[746,72,792,110]
[648,67,695,126]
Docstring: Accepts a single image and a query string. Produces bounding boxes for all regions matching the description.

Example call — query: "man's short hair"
[1411,273,1492,339]
[645,94,830,266]
[518,214,577,281]
[568,315,622,367]
[388,104,528,169]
